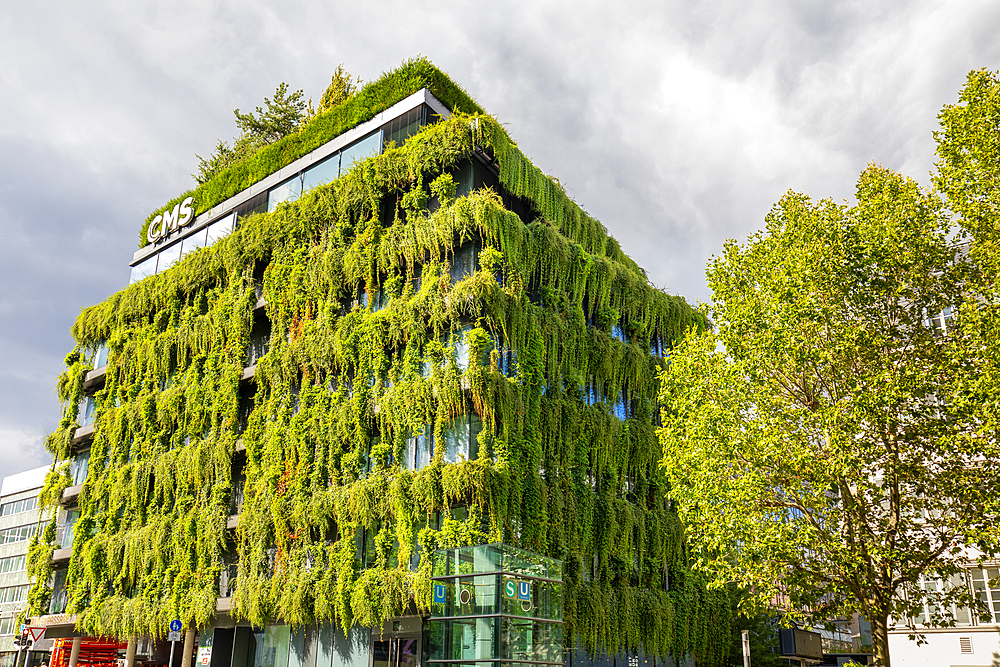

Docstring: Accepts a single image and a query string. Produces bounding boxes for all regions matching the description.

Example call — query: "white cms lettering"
[146,196,195,243]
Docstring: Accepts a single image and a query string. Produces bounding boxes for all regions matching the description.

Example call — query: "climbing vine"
[31,61,731,666]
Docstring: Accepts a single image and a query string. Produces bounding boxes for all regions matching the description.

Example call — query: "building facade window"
[71,449,90,486]
[0,585,29,604]
[0,555,26,574]
[0,496,36,516]
[0,524,37,544]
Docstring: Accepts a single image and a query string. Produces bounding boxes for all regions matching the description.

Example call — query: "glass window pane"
[206,212,236,246]
[183,227,208,255]
[339,132,381,174]
[129,255,157,284]
[63,511,79,549]
[81,395,98,426]
[956,605,971,625]
[253,625,290,667]
[302,154,341,192]
[470,415,483,461]
[449,244,477,284]
[443,414,470,464]
[72,449,91,486]
[453,327,471,372]
[157,242,182,272]
[268,176,303,212]
[502,618,562,663]
[402,434,416,470]
[415,430,432,470]
[371,639,390,667]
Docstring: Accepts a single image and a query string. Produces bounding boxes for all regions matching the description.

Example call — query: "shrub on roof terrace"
[142,57,485,247]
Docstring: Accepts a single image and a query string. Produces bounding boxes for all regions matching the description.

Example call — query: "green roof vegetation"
[140,57,485,247]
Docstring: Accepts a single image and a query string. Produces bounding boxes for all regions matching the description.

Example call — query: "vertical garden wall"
[29,60,733,666]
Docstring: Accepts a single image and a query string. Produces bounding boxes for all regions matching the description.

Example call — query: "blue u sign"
[433,583,447,605]
[517,581,530,601]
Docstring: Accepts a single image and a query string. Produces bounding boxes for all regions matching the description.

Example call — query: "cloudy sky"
[1,0,998,482]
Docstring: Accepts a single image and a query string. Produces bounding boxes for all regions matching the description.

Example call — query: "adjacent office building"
[26,60,733,667]
[0,465,62,667]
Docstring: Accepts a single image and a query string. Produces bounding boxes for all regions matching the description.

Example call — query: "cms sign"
[147,196,195,243]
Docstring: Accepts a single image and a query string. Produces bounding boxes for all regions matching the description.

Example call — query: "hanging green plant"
[29,61,730,667]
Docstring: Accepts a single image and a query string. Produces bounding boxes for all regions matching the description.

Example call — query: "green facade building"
[28,60,732,667]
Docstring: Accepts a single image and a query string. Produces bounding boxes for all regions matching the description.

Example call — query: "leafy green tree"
[233,82,307,143]
[658,165,1000,667]
[935,68,1000,460]
[317,64,362,113]
[193,81,308,184]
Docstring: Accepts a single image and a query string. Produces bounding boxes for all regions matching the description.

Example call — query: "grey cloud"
[2,0,999,481]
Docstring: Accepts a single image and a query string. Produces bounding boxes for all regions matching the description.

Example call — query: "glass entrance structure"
[427,545,563,667]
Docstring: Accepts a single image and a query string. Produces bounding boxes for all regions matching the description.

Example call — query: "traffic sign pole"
[168,620,182,667]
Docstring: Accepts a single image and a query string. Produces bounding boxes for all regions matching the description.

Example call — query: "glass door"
[371,636,421,667]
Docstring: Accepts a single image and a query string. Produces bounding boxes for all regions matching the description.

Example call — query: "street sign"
[170,620,182,633]
[168,632,182,642]
[517,581,530,601]
[27,627,45,642]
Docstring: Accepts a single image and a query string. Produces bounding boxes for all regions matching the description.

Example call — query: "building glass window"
[404,429,433,471]
[206,212,236,245]
[449,243,478,284]
[0,523,37,544]
[971,567,1000,623]
[0,585,29,604]
[268,175,303,212]
[302,154,341,192]
[452,325,473,371]
[91,341,110,369]
[442,413,481,464]
[0,555,26,574]
[129,255,157,284]
[0,617,13,636]
[71,449,91,486]
[50,569,68,614]
[182,226,208,256]
[930,306,955,336]
[235,192,268,221]
[79,394,98,427]
[429,545,564,667]
[370,286,389,312]
[382,106,432,149]
[61,509,79,549]
[339,132,382,174]
[913,573,972,626]
[157,241,183,272]
[247,314,272,368]
[0,497,37,516]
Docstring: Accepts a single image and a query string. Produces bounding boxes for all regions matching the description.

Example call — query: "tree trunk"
[871,613,891,667]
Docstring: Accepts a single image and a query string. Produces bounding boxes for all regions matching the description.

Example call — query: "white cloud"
[1,0,1000,476]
